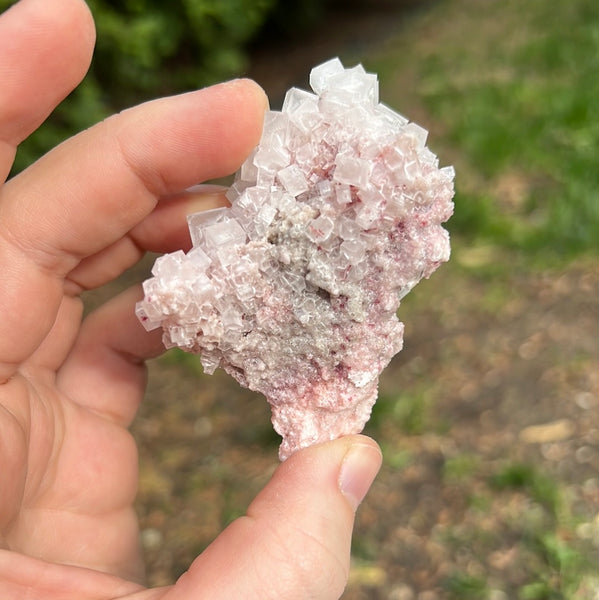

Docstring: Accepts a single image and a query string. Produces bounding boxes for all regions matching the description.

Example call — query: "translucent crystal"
[187,208,229,247]
[151,251,184,280]
[187,246,211,270]
[309,57,345,95]
[403,122,429,149]
[340,239,367,265]
[282,87,318,114]
[333,155,370,188]
[137,58,455,460]
[203,219,246,250]
[335,183,353,205]
[253,141,290,171]
[376,101,409,127]
[327,66,378,105]
[306,215,334,242]
[277,164,309,197]
[135,302,161,331]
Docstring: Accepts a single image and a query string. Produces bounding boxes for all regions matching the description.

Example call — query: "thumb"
[165,435,382,600]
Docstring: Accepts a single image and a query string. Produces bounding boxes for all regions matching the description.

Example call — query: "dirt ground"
[84,1,599,597]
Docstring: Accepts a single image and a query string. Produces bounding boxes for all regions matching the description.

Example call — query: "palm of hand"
[0,1,381,599]
[0,0,263,596]
[0,299,145,586]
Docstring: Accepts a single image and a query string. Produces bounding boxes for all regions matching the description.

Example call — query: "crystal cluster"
[137,58,454,460]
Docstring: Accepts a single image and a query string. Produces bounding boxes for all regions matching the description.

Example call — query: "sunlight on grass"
[438,459,595,599]
[372,0,599,262]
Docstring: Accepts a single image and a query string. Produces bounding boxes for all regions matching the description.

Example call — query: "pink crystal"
[137,58,455,460]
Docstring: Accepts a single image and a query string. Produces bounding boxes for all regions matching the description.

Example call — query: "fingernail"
[338,442,382,511]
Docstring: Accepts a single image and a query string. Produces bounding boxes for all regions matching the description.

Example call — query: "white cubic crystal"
[239,149,258,182]
[340,239,367,265]
[151,251,184,280]
[333,155,370,188]
[403,122,429,149]
[376,101,409,127]
[187,208,229,246]
[335,183,353,205]
[309,57,345,95]
[187,246,212,270]
[306,215,334,242]
[253,141,290,171]
[204,219,246,249]
[287,97,322,134]
[135,302,161,331]
[327,66,378,105]
[277,164,309,197]
[282,87,318,114]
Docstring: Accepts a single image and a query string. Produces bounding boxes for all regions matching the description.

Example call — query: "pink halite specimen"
[136,58,454,460]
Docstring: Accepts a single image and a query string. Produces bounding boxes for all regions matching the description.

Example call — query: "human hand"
[0,1,382,599]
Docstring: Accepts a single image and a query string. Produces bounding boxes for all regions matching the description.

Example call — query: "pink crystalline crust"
[136,58,455,460]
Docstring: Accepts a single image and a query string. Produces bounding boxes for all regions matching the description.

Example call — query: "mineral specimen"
[136,58,455,460]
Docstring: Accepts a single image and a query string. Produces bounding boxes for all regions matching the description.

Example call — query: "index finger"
[0,79,268,382]
[0,0,95,179]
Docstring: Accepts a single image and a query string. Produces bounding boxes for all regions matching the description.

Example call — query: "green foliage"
[448,192,513,247]
[390,390,429,434]
[261,0,325,36]
[88,0,277,103]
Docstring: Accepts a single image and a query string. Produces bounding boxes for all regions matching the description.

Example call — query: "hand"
[0,1,382,599]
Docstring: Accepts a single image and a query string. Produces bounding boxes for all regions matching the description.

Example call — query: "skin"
[0,1,382,599]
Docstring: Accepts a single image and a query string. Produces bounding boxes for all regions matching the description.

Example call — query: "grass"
[370,388,434,436]
[439,459,594,599]
[443,453,480,482]
[490,463,592,597]
[444,572,488,599]
[489,463,561,514]
[371,0,599,263]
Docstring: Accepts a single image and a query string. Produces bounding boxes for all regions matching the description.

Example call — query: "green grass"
[368,386,442,437]
[445,572,489,599]
[373,0,599,262]
[489,462,561,515]
[440,459,594,599]
[491,462,589,598]
[443,453,480,482]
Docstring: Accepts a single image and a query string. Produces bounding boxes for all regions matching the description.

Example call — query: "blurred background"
[3,0,599,597]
